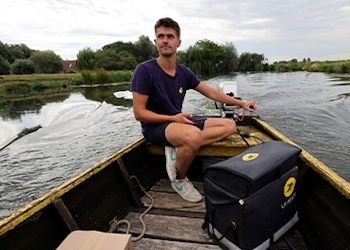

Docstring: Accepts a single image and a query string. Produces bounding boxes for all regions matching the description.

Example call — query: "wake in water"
[0,72,349,220]
[0,96,141,219]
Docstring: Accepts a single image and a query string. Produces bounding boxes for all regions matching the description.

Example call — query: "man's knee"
[182,129,202,150]
[223,118,237,134]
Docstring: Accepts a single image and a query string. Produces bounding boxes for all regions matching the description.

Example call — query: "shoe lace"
[182,179,196,193]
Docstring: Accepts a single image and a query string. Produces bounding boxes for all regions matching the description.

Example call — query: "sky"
[1,0,350,63]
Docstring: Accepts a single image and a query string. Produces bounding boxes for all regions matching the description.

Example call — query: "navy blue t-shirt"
[131,59,201,133]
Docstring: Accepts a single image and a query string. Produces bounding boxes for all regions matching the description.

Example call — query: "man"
[131,17,256,203]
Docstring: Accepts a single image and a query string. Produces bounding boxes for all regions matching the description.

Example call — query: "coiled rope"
[108,175,155,242]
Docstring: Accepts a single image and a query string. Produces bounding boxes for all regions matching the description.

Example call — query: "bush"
[30,50,63,73]
[290,63,303,71]
[276,64,291,72]
[10,59,35,74]
[5,82,32,95]
[70,76,85,85]
[77,47,96,70]
[111,71,133,82]
[307,63,321,72]
[32,82,49,91]
[268,64,276,71]
[339,63,350,74]
[80,70,132,84]
[327,64,335,73]
[0,56,11,75]
[0,85,6,96]
[96,68,112,83]
[81,70,97,84]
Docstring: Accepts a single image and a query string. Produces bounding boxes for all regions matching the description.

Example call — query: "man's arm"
[132,92,193,123]
[194,82,257,112]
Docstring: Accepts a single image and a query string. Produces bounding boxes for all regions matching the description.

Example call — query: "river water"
[0,72,349,219]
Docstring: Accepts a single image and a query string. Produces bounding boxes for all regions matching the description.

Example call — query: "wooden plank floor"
[117,179,307,250]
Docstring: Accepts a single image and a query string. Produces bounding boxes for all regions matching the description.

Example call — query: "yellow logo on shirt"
[179,87,183,94]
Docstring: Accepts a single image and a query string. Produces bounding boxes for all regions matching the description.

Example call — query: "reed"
[96,69,112,84]
[0,73,83,83]
[111,70,133,82]
[81,70,97,84]
[270,59,350,74]
[4,82,32,96]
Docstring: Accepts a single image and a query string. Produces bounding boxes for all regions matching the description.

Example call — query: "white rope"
[108,175,155,242]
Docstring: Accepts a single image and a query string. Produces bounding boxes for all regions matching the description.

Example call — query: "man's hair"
[154,17,181,38]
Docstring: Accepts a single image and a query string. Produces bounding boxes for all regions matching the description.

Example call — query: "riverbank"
[0,70,133,99]
[270,59,350,73]
[1,61,349,99]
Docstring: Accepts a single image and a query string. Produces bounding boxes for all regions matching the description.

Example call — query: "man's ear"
[177,39,182,47]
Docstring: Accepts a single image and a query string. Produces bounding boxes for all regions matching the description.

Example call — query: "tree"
[185,39,225,76]
[195,39,225,63]
[95,49,122,70]
[238,52,265,71]
[30,50,63,73]
[185,46,204,75]
[176,51,187,65]
[117,50,138,70]
[103,41,137,56]
[0,55,11,74]
[77,47,96,70]
[134,35,158,62]
[11,59,35,74]
[8,44,32,60]
[0,41,15,64]
[222,42,239,74]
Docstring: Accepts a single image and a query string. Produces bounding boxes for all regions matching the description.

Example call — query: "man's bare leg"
[165,118,236,179]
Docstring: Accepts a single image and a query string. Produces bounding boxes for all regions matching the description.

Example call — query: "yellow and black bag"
[203,141,301,250]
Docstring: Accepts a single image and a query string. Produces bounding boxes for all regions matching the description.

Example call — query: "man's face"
[154,26,181,57]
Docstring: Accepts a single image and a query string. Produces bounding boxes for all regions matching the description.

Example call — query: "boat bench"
[145,125,273,157]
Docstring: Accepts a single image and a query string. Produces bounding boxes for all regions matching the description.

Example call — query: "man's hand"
[242,101,257,112]
[173,113,196,124]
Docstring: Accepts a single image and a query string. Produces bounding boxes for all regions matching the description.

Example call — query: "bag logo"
[284,177,296,197]
[242,153,259,161]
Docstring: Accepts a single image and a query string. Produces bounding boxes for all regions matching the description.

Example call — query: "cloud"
[1,0,349,62]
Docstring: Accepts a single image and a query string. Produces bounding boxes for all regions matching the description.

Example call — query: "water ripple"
[1,72,349,220]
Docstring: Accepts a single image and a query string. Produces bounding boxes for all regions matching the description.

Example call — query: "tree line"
[77,38,267,76]
[1,37,269,77]
[0,42,64,75]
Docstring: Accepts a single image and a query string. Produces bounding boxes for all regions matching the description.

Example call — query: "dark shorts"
[143,121,205,146]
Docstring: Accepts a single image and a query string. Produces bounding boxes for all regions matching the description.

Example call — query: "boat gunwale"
[1,117,349,238]
[253,117,350,200]
[0,137,146,237]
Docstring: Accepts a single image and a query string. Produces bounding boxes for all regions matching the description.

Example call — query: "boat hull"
[0,117,349,249]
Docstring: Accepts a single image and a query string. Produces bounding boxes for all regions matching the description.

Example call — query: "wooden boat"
[0,116,349,249]
[0,83,349,249]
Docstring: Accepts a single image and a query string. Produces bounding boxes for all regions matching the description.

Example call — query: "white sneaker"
[171,177,203,203]
[165,146,177,182]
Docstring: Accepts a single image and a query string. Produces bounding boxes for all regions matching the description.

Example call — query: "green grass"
[80,70,133,84]
[0,73,83,84]
[0,70,133,99]
[270,59,350,73]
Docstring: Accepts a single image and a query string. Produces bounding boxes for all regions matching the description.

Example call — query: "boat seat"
[145,124,273,157]
[57,230,131,250]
